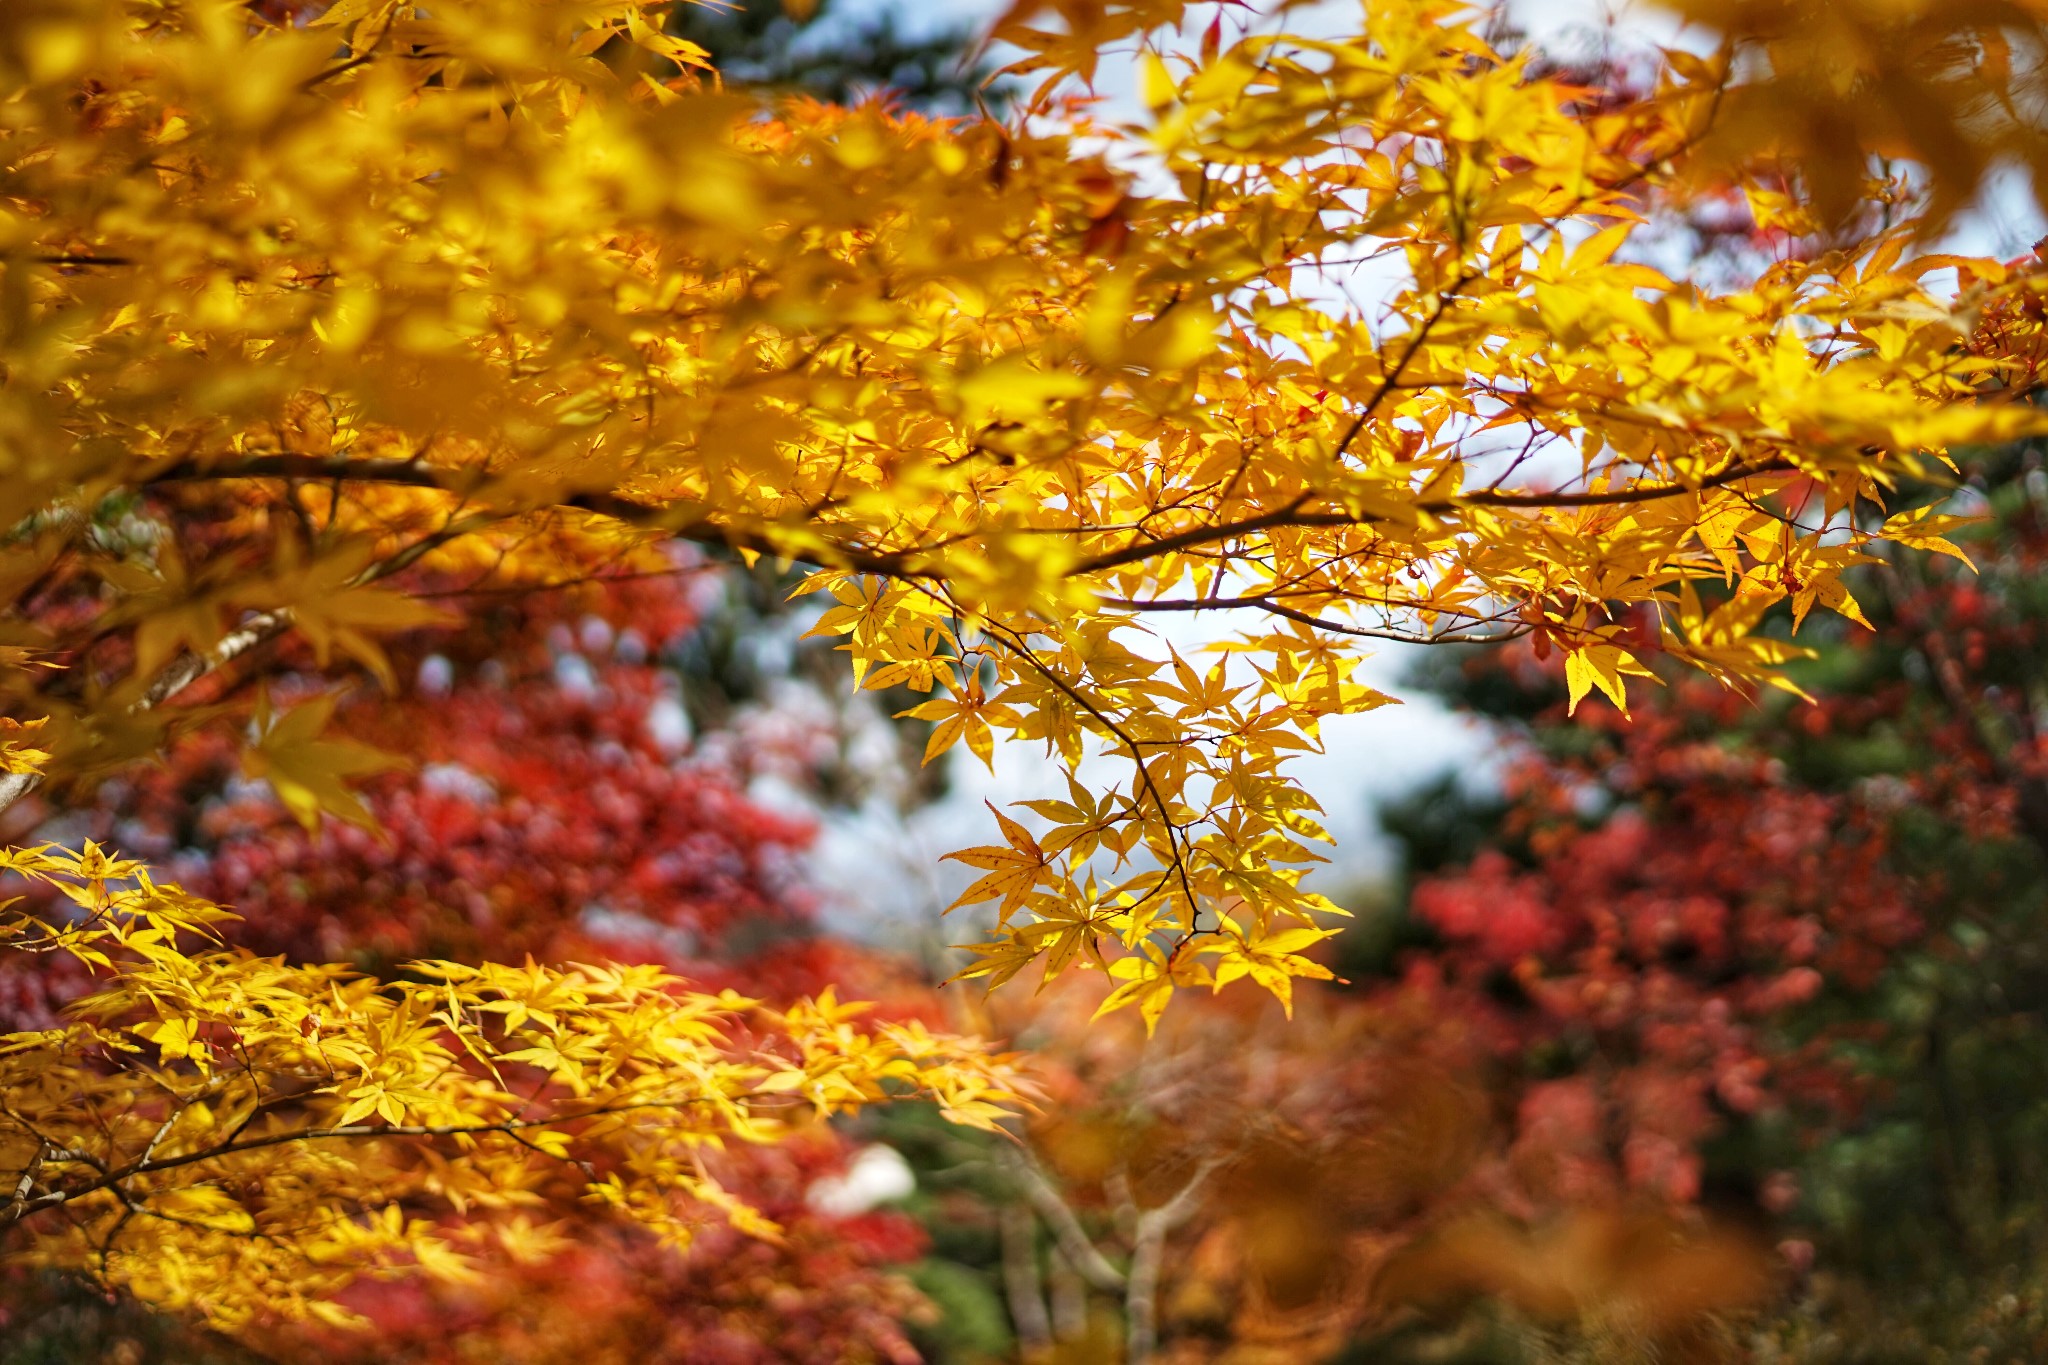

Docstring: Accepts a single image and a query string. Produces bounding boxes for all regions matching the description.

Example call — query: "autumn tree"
[4,0,2048,1344]
[0,573,974,1364]
[1319,438,2048,1359]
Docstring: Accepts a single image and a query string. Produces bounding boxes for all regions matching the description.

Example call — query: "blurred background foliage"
[841,437,2048,1365]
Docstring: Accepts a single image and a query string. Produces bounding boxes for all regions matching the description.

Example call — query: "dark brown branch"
[1069,497,1316,577]
[1444,459,1796,509]
[1068,458,1794,577]
[145,455,933,579]
[151,448,1797,590]
[1331,271,1478,463]
[1099,593,1525,644]
[2,1097,730,1229]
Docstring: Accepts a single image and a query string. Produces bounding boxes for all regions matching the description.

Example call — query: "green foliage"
[905,1258,1015,1363]
[0,1276,256,1365]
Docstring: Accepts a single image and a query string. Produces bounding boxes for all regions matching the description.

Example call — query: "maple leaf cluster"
[0,576,1019,1349]
[0,837,1018,1334]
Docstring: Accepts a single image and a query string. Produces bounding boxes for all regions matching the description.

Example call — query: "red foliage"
[1388,673,1925,1207]
[8,574,949,1361]
[286,1135,934,1365]
[158,659,816,974]
[36,574,880,989]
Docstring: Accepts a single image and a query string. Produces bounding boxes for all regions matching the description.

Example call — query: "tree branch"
[149,449,1798,599]
[1000,1201,1053,1351]
[1002,1145,1126,1293]
[1,1096,727,1229]
[1066,459,1795,578]
[144,456,931,579]
[1125,1157,1219,1365]
[0,610,293,822]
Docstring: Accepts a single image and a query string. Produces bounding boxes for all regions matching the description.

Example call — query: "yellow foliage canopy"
[0,3,2044,1063]
[0,836,1018,1330]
